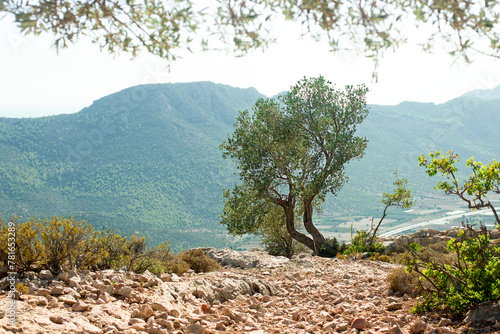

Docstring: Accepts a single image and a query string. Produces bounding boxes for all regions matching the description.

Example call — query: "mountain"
[0,82,264,250]
[1,82,499,250]
[325,93,500,217]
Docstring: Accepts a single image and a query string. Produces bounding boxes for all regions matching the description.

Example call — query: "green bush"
[318,238,340,258]
[406,224,500,318]
[344,230,385,256]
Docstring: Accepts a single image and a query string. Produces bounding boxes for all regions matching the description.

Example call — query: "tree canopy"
[221,76,369,253]
[2,0,500,65]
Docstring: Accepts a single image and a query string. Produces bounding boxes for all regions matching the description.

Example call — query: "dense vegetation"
[0,216,220,276]
[1,82,500,250]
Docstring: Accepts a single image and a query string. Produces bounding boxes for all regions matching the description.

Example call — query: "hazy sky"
[1,16,500,118]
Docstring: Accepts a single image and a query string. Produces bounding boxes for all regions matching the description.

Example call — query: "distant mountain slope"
[0,82,264,250]
[328,93,500,215]
[1,82,499,250]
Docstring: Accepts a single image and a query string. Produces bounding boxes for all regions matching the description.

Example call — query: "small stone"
[168,309,181,318]
[49,316,65,324]
[323,321,337,330]
[215,322,226,330]
[410,320,427,334]
[352,317,367,330]
[60,294,77,305]
[186,323,204,334]
[72,300,89,312]
[39,270,53,280]
[390,325,404,334]
[55,272,68,280]
[116,286,132,297]
[160,273,172,282]
[131,305,154,319]
[170,273,180,282]
[156,319,174,330]
[129,318,145,325]
[0,310,5,319]
[36,288,51,296]
[387,302,403,311]
[439,318,452,327]
[336,322,349,332]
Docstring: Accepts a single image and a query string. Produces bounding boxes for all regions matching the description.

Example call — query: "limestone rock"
[387,302,403,311]
[464,301,500,324]
[39,270,53,280]
[198,247,289,269]
[410,320,427,334]
[72,300,90,312]
[352,316,367,330]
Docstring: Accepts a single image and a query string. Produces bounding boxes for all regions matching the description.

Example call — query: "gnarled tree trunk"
[303,198,325,254]
[281,201,315,251]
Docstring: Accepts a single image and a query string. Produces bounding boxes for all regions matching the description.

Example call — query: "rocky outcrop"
[464,301,500,324]
[198,247,290,269]
[381,227,500,254]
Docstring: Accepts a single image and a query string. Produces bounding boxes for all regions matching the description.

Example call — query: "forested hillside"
[1,82,499,250]
[0,82,264,250]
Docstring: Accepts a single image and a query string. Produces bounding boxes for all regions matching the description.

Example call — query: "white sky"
[1,16,500,118]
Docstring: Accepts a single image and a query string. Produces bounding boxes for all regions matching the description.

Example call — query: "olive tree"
[221,76,369,254]
[3,0,500,66]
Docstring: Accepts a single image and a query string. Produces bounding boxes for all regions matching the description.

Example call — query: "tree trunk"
[303,198,325,255]
[488,203,500,227]
[368,204,389,245]
[282,201,315,251]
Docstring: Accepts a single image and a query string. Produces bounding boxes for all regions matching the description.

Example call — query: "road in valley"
[379,209,494,237]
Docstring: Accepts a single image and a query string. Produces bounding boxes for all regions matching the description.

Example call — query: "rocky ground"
[1,243,499,334]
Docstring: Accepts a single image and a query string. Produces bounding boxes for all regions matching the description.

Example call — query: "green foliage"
[318,238,340,258]
[221,76,369,253]
[180,249,221,273]
[344,230,385,255]
[4,0,500,71]
[419,151,500,225]
[366,171,414,245]
[406,224,500,318]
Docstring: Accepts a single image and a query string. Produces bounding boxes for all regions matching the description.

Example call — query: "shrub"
[180,249,221,273]
[318,238,340,258]
[94,231,130,270]
[0,218,45,274]
[387,266,421,297]
[344,230,385,256]
[406,223,500,318]
[165,257,190,275]
[40,216,94,272]
[370,254,391,262]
